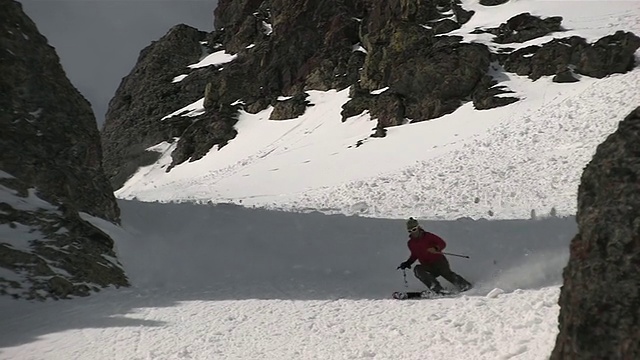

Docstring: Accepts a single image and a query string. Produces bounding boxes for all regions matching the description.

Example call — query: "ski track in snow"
[0,287,560,360]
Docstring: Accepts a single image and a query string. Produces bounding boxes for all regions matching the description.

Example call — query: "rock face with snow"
[551,107,640,359]
[102,0,640,189]
[503,31,640,81]
[488,12,563,44]
[0,1,128,299]
[101,24,210,188]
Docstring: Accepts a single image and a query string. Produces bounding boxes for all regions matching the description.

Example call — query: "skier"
[397,217,472,294]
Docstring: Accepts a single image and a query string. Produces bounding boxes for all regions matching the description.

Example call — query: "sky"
[20,0,217,128]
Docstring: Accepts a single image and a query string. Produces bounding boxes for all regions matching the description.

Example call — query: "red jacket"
[406,230,447,265]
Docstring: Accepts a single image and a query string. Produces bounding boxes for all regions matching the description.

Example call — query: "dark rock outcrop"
[552,67,579,83]
[451,2,474,25]
[270,93,312,120]
[577,30,640,78]
[101,24,210,189]
[551,107,640,359]
[433,19,460,35]
[213,0,269,54]
[0,176,128,299]
[472,74,519,110]
[504,31,640,80]
[479,0,509,6]
[0,2,118,221]
[353,2,492,124]
[168,103,240,169]
[490,13,563,44]
[357,3,493,123]
[0,1,128,299]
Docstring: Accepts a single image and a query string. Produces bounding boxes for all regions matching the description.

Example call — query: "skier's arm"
[436,237,447,251]
[397,254,416,269]
[428,235,447,253]
[405,242,417,265]
[398,242,417,269]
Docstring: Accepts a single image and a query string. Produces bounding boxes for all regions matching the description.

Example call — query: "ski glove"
[397,261,412,270]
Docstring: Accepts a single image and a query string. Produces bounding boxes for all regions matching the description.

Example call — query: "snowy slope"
[0,286,562,360]
[0,200,576,360]
[115,0,640,220]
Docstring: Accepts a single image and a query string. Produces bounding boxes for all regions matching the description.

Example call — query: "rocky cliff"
[0,0,128,299]
[551,107,640,358]
[101,24,211,188]
[102,0,640,190]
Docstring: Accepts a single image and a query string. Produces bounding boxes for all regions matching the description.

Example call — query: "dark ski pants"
[413,258,472,293]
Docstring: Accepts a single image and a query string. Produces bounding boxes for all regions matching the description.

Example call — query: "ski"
[392,290,460,300]
[392,291,422,300]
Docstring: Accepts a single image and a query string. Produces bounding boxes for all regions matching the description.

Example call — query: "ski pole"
[402,269,409,289]
[442,252,470,259]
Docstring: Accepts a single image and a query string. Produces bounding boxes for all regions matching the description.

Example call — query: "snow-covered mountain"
[109,0,640,220]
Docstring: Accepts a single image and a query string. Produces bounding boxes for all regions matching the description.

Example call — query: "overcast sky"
[21,0,217,129]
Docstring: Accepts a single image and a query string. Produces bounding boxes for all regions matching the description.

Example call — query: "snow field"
[0,192,576,359]
[0,287,560,360]
[293,68,640,219]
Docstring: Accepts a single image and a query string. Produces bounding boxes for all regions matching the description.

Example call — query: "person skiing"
[397,217,472,294]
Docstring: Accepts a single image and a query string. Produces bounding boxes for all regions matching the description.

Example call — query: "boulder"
[490,13,563,44]
[270,93,311,120]
[551,107,640,359]
[502,32,640,81]
[552,67,579,83]
[479,0,509,6]
[576,31,640,78]
[528,37,585,80]
[472,75,519,110]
